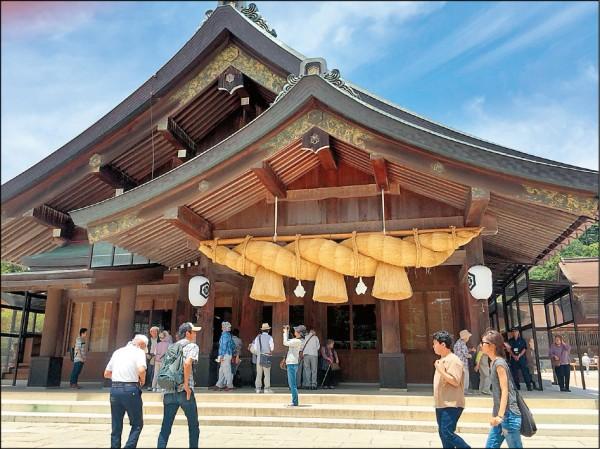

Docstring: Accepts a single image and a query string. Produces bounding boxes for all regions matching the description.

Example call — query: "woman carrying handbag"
[481,329,523,448]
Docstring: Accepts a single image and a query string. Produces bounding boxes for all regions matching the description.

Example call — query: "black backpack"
[157,341,189,391]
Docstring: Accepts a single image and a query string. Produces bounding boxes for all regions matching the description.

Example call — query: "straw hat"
[260,323,271,331]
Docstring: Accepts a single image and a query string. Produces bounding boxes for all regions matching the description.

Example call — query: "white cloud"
[260,1,444,72]
[464,2,595,72]
[459,93,598,170]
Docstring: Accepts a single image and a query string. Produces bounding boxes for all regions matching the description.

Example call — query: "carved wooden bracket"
[464,187,490,226]
[163,206,213,243]
[301,127,336,170]
[370,155,389,190]
[251,161,286,198]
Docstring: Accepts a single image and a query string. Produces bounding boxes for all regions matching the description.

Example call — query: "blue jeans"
[110,384,143,448]
[70,361,84,385]
[485,410,523,448]
[435,407,470,448]
[286,363,299,406]
[157,390,200,448]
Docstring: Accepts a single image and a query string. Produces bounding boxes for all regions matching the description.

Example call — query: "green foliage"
[1,261,26,273]
[529,223,599,281]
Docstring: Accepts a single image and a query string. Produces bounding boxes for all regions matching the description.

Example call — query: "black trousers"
[554,364,570,390]
[509,356,532,389]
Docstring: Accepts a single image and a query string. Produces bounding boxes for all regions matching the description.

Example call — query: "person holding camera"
[283,324,305,407]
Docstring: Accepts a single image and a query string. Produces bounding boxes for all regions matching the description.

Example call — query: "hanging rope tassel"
[292,234,306,297]
[273,196,278,243]
[353,231,367,294]
[211,237,220,262]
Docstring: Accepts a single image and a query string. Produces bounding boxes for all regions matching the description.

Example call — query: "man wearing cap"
[104,334,148,448]
[214,321,236,391]
[253,323,275,394]
[453,330,473,394]
[157,322,201,448]
[508,327,533,391]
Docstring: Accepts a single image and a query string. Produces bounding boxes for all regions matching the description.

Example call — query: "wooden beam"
[163,206,213,242]
[265,183,401,203]
[90,160,138,191]
[302,127,336,170]
[464,187,490,226]
[23,204,71,230]
[251,162,286,198]
[484,242,533,265]
[214,216,465,239]
[370,155,389,190]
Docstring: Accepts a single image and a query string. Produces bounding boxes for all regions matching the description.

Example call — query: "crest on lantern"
[189,276,210,306]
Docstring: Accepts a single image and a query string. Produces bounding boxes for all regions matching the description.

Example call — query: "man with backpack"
[156,322,201,449]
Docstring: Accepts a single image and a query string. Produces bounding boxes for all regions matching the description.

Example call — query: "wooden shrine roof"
[1,3,597,283]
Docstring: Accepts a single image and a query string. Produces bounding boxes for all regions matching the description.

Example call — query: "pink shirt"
[155,341,171,363]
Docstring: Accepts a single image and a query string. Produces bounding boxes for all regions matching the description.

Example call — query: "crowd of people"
[93,319,582,448]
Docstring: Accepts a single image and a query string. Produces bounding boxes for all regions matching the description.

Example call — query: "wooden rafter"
[370,155,389,190]
[251,162,286,198]
[464,187,490,226]
[163,206,213,244]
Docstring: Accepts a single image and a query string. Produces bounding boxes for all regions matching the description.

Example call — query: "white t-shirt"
[105,343,147,382]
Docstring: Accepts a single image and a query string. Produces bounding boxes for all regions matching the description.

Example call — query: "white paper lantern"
[467,265,493,300]
[189,276,210,307]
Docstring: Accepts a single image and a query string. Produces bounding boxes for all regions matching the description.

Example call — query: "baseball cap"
[178,322,202,338]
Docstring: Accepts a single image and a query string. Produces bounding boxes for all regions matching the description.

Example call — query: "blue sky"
[1,1,598,184]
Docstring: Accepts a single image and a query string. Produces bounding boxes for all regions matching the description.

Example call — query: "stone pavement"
[1,422,599,448]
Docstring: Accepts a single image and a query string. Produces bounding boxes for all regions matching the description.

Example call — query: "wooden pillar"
[458,236,488,343]
[378,299,406,388]
[115,285,137,348]
[173,269,193,335]
[380,300,401,353]
[272,300,289,354]
[194,255,215,387]
[270,298,290,387]
[40,288,63,356]
[239,279,258,354]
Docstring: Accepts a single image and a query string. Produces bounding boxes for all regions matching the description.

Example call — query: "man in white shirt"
[301,328,320,390]
[252,323,274,394]
[104,334,148,449]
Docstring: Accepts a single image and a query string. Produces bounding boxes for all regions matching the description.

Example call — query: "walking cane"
[320,364,331,389]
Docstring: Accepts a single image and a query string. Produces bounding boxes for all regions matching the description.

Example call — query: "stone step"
[2,399,597,425]
[1,411,597,437]
[1,390,597,409]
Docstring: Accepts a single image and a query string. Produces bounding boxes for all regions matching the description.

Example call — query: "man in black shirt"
[508,327,532,391]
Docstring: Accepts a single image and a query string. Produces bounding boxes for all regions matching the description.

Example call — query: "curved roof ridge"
[327,79,596,174]
[344,80,595,173]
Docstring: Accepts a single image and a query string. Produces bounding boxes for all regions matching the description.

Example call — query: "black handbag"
[515,389,537,437]
[507,367,537,437]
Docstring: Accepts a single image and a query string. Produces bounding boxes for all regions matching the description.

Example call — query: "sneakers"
[255,389,262,394]
[286,403,298,407]
[223,387,235,392]
[263,388,274,394]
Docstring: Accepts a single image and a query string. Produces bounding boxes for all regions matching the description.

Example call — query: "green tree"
[529,224,599,281]
[1,261,26,273]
